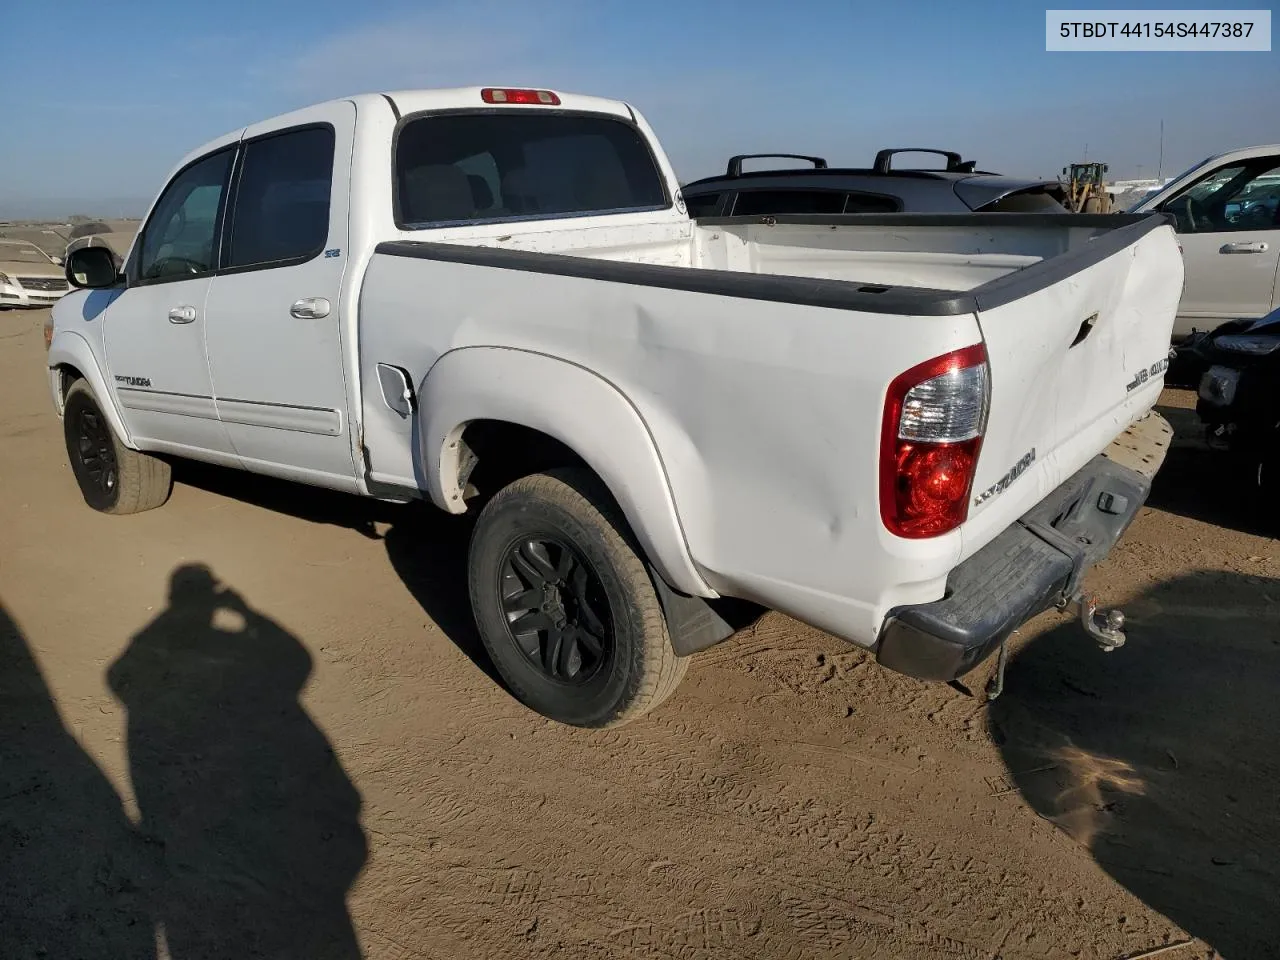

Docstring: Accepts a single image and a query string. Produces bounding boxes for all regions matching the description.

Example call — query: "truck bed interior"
[409,211,1170,313]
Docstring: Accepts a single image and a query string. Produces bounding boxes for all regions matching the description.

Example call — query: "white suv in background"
[0,239,71,309]
[1130,144,1280,341]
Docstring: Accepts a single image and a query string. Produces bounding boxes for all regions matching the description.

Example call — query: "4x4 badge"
[1125,356,1169,392]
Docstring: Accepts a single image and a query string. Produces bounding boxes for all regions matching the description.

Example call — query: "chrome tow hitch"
[1078,593,1126,651]
[982,594,1128,704]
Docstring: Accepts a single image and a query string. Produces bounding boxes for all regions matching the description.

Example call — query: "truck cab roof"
[173,87,639,173]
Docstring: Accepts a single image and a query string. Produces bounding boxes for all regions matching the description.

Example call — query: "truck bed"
[411,211,1171,311]
[361,210,1181,649]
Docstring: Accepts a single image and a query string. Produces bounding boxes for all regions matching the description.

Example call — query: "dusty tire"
[62,379,172,514]
[467,468,687,727]
[1083,196,1105,214]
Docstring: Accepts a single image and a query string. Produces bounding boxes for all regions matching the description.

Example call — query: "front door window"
[1164,159,1280,234]
[136,150,234,282]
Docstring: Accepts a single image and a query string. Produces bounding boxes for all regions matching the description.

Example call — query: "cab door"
[202,102,356,485]
[103,144,238,456]
[1157,154,1280,336]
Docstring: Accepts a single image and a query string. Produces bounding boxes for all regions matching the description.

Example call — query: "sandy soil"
[2,307,1277,960]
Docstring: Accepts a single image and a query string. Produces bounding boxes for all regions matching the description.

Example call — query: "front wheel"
[62,379,172,514]
[467,468,687,727]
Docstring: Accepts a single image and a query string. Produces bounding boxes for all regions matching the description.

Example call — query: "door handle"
[168,305,197,324]
[1220,241,1269,254]
[290,297,331,319]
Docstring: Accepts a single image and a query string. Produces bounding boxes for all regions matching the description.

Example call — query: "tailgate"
[964,216,1183,545]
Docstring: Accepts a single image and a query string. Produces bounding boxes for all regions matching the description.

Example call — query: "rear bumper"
[874,412,1173,682]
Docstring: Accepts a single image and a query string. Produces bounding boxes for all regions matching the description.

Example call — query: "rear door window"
[978,190,1068,213]
[394,113,669,227]
[224,125,335,269]
[683,192,725,218]
[731,190,846,216]
[730,189,901,216]
[842,192,902,213]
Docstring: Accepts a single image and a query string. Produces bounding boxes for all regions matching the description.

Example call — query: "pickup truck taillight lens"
[880,344,989,539]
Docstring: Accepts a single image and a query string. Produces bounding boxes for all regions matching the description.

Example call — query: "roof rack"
[873,148,976,174]
[725,154,828,178]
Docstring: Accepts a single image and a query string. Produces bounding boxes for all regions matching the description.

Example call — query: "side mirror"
[65,245,121,289]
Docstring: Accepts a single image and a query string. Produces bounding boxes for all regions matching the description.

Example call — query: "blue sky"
[2,0,1276,216]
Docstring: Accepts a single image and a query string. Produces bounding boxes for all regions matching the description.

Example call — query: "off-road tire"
[467,467,687,727]
[63,379,172,514]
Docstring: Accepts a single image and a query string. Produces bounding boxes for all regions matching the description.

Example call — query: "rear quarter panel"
[358,250,985,647]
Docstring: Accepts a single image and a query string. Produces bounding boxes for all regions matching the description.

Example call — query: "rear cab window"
[394,113,670,227]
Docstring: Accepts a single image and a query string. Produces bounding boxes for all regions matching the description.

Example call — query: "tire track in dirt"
[331,586,1183,960]
[342,698,1178,960]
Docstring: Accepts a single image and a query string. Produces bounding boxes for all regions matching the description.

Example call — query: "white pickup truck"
[49,86,1182,727]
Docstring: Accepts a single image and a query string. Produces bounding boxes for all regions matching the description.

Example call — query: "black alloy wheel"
[498,537,612,684]
[467,469,688,727]
[61,379,173,514]
[74,404,118,498]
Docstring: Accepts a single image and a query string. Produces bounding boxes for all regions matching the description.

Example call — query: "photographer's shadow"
[108,565,368,960]
[0,601,151,959]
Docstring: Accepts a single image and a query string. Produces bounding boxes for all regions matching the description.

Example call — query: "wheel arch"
[47,331,135,447]
[417,347,714,599]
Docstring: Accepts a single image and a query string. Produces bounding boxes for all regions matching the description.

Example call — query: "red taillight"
[880,344,989,539]
[481,88,561,106]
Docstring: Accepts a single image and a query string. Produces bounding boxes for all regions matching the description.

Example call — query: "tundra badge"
[973,448,1036,507]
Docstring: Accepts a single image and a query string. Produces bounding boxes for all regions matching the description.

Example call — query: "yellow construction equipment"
[1061,162,1114,213]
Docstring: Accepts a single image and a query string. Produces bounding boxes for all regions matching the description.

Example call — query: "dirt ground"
[2,307,1277,960]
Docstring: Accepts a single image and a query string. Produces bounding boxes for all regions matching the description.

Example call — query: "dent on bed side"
[415,346,715,599]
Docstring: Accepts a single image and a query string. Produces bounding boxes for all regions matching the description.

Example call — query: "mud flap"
[647,564,737,657]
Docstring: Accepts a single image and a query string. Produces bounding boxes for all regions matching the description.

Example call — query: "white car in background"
[1130,144,1280,341]
[0,239,71,309]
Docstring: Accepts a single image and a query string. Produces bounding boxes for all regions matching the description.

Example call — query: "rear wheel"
[62,379,172,514]
[467,468,687,727]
